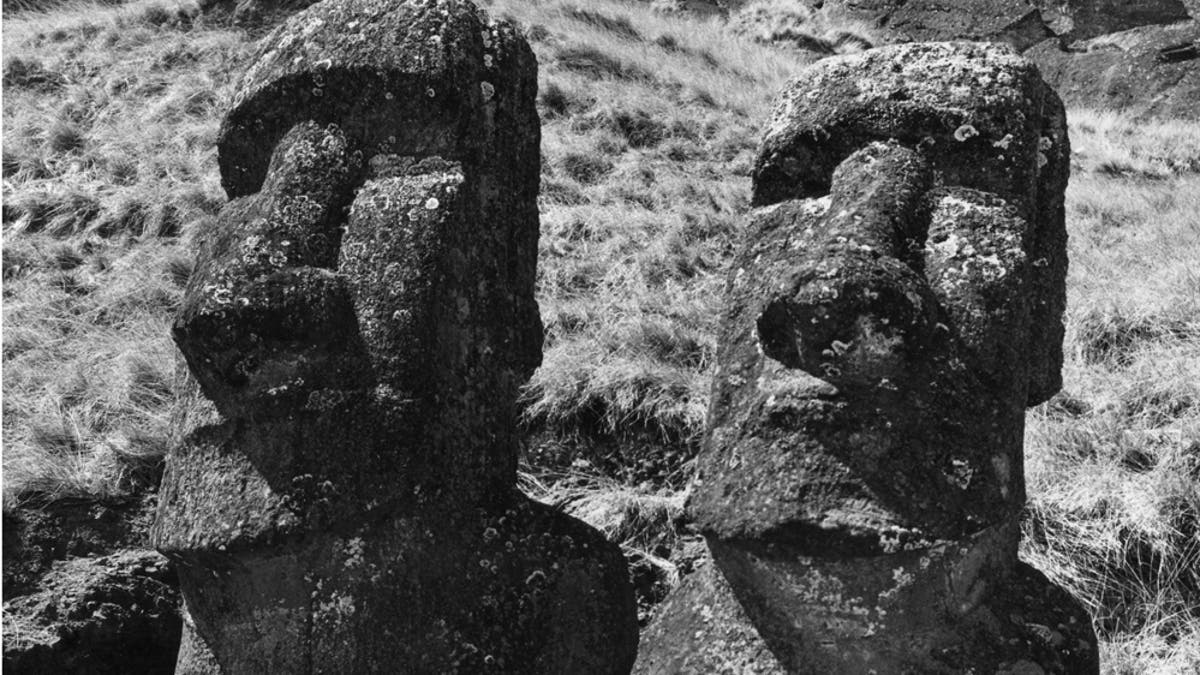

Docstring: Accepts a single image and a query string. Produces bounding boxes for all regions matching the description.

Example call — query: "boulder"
[195,0,319,24]
[1028,22,1200,120]
[793,0,1191,48]
[2,550,180,674]
[635,42,1097,674]
[1040,0,1192,41]
[3,496,158,599]
[649,0,735,18]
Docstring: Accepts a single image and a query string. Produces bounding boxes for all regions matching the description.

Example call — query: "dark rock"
[1027,22,1200,121]
[524,427,697,490]
[648,0,738,19]
[194,0,319,25]
[794,0,1191,48]
[2,549,181,675]
[636,42,1096,674]
[155,0,638,671]
[802,0,1054,50]
[3,495,158,600]
[1041,0,1192,42]
[637,560,788,674]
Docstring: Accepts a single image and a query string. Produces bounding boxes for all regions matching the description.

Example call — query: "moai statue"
[635,43,1098,674]
[151,0,638,672]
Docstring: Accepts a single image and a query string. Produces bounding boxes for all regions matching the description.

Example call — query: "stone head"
[690,43,1070,548]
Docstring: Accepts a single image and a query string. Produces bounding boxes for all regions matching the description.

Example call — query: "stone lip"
[151,389,527,553]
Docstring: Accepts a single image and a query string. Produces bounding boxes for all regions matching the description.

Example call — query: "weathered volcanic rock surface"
[1045,0,1193,40]
[154,0,639,671]
[717,0,1199,119]
[3,496,158,599]
[2,496,182,674]
[195,0,320,24]
[1028,22,1200,120]
[801,0,1192,46]
[2,550,181,675]
[635,41,1097,674]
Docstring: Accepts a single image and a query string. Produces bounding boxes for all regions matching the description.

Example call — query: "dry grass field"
[3,0,1197,670]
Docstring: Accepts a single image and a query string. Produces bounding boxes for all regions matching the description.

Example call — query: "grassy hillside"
[3,0,1198,670]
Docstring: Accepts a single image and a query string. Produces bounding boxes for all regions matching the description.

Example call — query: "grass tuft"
[728,0,878,55]
[553,44,655,82]
[557,152,615,184]
[561,6,641,41]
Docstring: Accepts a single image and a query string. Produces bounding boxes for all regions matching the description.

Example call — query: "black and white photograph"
[2,0,1198,672]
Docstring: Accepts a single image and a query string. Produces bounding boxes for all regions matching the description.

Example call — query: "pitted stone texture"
[634,561,787,674]
[155,0,636,672]
[694,141,1031,546]
[636,538,1097,674]
[801,0,1191,46]
[176,121,368,419]
[824,0,1050,49]
[639,43,1094,674]
[1028,22,1200,122]
[167,495,634,673]
[2,550,181,674]
[1039,0,1191,41]
[752,42,1067,405]
[217,0,538,200]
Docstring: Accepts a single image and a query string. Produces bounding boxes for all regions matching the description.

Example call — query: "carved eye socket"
[755,271,931,389]
[756,298,859,380]
[757,300,803,369]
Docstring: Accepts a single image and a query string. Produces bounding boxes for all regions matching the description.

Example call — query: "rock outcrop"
[1029,22,1200,120]
[635,42,1098,674]
[3,550,181,675]
[1040,0,1192,41]
[152,0,638,672]
[719,0,1199,119]
[2,496,181,673]
[195,0,319,24]
[799,0,1191,47]
[3,496,158,600]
